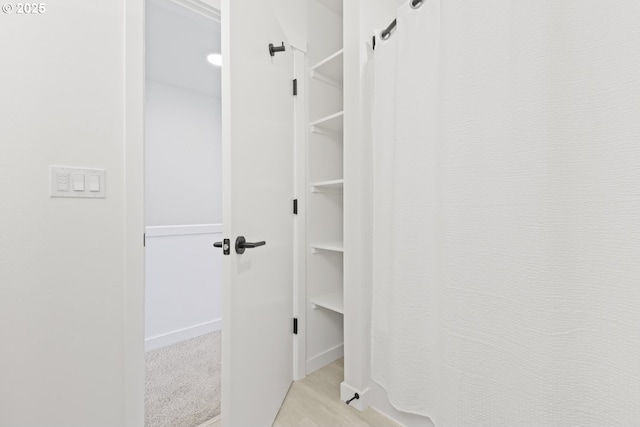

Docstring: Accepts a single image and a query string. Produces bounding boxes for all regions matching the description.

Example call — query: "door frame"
[124,1,307,425]
[124,0,145,424]
[123,1,222,425]
[293,47,307,382]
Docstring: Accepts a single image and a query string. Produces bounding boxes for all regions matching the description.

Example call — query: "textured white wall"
[343,1,434,425]
[0,2,129,426]
[371,1,640,426]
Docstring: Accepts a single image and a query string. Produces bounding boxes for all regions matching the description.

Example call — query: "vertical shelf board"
[310,111,344,136]
[311,179,344,193]
[311,49,344,88]
[310,241,344,253]
[310,290,344,314]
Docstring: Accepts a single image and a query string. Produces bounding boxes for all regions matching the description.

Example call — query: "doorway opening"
[143,0,222,426]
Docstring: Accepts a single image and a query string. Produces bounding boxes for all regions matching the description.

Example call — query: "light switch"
[73,174,85,191]
[50,166,105,199]
[56,173,70,192]
[88,175,100,192]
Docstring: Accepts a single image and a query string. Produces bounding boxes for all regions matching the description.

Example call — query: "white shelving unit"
[311,49,344,88]
[303,0,345,378]
[311,179,344,193]
[310,291,344,314]
[310,241,344,253]
[310,111,344,135]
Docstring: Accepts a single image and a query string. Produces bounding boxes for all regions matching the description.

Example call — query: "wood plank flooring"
[199,359,400,427]
[272,359,400,427]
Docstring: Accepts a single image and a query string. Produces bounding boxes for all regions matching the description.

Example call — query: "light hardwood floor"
[198,359,400,427]
[273,359,400,427]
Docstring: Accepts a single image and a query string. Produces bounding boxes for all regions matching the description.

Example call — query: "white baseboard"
[145,319,222,352]
[305,343,344,374]
[197,413,221,427]
[369,382,434,427]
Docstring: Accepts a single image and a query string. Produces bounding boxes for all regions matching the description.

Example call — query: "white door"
[221,1,297,426]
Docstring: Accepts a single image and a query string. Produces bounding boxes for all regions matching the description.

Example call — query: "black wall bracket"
[269,41,286,57]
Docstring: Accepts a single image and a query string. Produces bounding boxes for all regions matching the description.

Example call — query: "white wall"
[144,0,223,348]
[0,2,134,426]
[146,0,221,98]
[145,80,222,226]
[145,0,222,226]
[144,225,223,350]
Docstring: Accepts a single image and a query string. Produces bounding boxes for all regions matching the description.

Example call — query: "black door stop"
[346,393,360,405]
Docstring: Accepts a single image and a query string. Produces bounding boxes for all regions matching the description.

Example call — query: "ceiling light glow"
[207,53,222,67]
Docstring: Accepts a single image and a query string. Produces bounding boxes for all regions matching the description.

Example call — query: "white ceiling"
[146,0,221,97]
[315,0,343,16]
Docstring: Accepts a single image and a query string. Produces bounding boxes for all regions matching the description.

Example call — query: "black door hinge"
[293,318,298,335]
[293,78,298,96]
[143,233,146,247]
[372,35,376,50]
[293,199,298,215]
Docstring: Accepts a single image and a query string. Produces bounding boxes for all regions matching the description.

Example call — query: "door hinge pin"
[293,318,298,335]
[143,233,146,247]
[293,78,298,96]
[293,199,298,215]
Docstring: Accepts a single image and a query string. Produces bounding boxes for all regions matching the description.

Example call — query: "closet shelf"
[310,291,344,314]
[311,179,343,193]
[311,49,344,88]
[310,241,344,254]
[310,111,344,135]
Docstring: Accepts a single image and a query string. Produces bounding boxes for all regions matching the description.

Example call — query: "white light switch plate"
[50,166,106,198]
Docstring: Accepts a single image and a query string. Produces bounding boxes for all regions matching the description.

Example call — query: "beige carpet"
[145,331,221,427]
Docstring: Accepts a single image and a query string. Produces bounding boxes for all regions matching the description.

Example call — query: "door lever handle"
[241,241,266,249]
[235,236,266,254]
